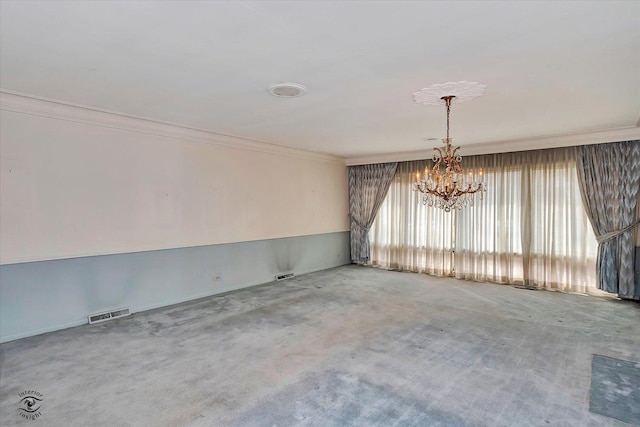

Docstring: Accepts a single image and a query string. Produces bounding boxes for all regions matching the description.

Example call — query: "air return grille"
[88,307,130,324]
[275,273,295,281]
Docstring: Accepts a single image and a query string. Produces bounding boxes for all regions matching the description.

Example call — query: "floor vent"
[275,272,295,281]
[88,307,131,324]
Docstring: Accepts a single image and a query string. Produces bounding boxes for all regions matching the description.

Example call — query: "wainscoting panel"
[0,232,350,342]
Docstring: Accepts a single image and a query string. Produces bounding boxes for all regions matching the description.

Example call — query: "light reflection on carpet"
[230,370,472,427]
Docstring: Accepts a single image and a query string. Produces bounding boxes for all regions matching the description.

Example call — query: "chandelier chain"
[445,96,451,141]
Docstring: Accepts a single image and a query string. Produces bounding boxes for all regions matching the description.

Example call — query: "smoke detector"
[266,83,307,98]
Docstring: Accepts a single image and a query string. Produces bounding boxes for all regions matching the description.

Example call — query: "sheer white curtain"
[370,161,453,276]
[525,149,597,292]
[370,148,600,294]
[454,154,524,284]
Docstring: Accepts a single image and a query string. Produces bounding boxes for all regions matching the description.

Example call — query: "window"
[370,148,599,293]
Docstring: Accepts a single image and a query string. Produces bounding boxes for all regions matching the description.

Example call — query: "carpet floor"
[1,265,639,426]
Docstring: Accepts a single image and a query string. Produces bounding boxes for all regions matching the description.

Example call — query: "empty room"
[1,1,639,426]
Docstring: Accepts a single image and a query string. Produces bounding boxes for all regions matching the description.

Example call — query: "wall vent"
[275,272,295,281]
[88,307,131,324]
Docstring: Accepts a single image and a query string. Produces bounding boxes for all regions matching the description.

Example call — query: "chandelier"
[412,82,486,211]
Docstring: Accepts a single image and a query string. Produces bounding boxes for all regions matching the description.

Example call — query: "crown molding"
[345,126,640,166]
[0,90,345,164]
[4,90,636,168]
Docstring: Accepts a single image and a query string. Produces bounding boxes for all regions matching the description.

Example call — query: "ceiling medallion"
[412,82,487,211]
[413,81,486,105]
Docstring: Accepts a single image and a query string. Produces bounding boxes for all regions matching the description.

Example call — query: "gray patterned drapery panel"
[575,140,640,299]
[348,163,397,262]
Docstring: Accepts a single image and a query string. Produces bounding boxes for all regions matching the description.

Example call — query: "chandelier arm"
[433,147,443,162]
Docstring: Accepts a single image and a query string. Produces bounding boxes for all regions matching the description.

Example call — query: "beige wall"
[0,95,349,264]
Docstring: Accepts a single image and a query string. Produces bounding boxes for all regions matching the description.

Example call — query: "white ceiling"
[1,1,639,159]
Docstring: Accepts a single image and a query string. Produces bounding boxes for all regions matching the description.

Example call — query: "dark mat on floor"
[589,354,640,425]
